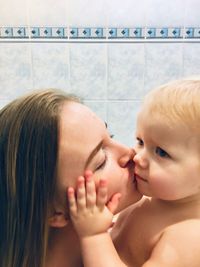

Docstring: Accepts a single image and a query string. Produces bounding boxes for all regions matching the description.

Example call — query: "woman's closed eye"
[155,147,170,158]
[136,137,143,146]
[95,152,107,171]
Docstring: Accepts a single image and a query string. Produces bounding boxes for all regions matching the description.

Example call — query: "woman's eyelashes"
[94,134,113,172]
[95,152,108,171]
[136,137,143,146]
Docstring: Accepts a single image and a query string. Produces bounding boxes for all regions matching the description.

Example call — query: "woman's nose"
[133,150,148,169]
[118,146,135,168]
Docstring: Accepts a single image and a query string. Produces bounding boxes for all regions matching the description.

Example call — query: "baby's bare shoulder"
[142,220,200,267]
[154,219,200,251]
[150,220,200,265]
[166,219,200,236]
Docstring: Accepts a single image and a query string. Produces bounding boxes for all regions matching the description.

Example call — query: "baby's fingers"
[76,176,86,210]
[68,187,77,216]
[85,173,96,208]
[96,179,108,210]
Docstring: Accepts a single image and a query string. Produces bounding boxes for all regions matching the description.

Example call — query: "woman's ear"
[48,211,69,227]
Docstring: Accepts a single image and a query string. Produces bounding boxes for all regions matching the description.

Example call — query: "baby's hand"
[67,171,121,238]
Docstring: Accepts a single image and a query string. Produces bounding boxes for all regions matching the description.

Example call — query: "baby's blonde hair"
[144,78,200,131]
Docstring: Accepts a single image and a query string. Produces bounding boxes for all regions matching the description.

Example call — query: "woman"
[0,89,142,267]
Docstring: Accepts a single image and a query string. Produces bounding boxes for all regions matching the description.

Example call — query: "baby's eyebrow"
[85,140,103,168]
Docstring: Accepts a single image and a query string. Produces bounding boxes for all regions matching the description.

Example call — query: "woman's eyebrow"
[85,140,103,168]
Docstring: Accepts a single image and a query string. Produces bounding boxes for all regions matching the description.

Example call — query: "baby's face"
[133,105,200,202]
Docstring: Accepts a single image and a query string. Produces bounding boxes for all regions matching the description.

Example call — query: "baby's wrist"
[78,228,108,239]
[80,232,110,244]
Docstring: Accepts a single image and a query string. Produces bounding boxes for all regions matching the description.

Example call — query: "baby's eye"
[155,147,169,158]
[136,137,143,146]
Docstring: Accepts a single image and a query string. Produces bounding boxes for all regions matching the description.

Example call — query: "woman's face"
[56,102,142,214]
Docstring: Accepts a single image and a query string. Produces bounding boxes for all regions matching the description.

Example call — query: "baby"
[68,78,200,267]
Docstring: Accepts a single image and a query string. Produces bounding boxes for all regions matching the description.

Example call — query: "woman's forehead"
[59,102,106,145]
[57,102,106,177]
[61,102,100,124]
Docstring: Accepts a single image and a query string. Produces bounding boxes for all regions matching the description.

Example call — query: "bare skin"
[68,173,200,267]
[46,102,142,267]
[111,197,200,266]
[68,102,200,267]
[46,225,82,267]
[68,172,125,267]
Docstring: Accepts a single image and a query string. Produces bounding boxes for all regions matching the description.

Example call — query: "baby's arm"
[68,171,127,267]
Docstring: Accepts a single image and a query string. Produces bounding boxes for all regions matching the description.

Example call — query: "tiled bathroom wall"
[0,0,200,145]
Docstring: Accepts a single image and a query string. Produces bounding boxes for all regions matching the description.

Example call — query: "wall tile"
[29,0,69,26]
[107,43,145,100]
[69,43,107,99]
[69,0,108,27]
[106,0,146,27]
[0,43,32,99]
[185,0,200,27]
[107,100,142,146]
[144,43,183,94]
[0,0,28,26]
[183,43,200,77]
[145,0,184,27]
[31,43,70,90]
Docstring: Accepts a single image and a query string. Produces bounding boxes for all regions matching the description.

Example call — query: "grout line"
[0,39,200,43]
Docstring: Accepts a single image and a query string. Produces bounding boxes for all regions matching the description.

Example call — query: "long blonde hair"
[0,89,80,267]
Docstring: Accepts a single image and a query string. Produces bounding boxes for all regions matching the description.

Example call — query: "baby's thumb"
[107,193,121,214]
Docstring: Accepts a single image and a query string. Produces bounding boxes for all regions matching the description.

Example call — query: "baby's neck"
[152,196,200,216]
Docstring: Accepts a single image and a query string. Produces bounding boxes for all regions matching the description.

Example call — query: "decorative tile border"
[0,26,200,40]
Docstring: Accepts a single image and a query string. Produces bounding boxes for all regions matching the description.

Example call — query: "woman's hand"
[67,170,121,238]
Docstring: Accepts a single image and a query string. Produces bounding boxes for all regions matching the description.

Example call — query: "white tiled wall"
[144,43,183,93]
[69,43,107,99]
[31,43,70,89]
[107,43,145,100]
[0,43,32,98]
[0,0,200,146]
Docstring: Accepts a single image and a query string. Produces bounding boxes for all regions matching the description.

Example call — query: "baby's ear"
[48,211,69,227]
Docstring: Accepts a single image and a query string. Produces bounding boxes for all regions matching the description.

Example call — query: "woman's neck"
[46,223,82,267]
